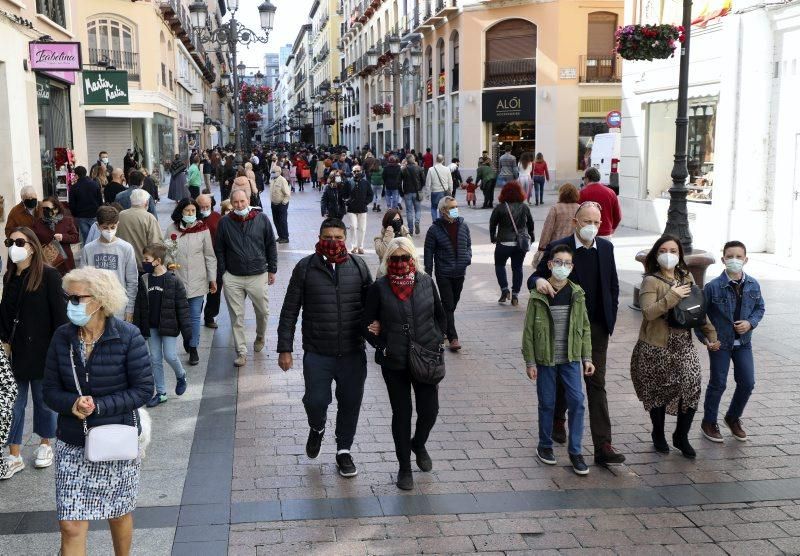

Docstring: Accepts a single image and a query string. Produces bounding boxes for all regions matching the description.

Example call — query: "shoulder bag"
[647,273,706,329]
[69,345,140,462]
[395,290,446,385]
[42,239,67,267]
[505,203,532,252]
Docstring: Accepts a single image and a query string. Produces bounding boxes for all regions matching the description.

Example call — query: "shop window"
[37,0,66,28]
[36,77,73,198]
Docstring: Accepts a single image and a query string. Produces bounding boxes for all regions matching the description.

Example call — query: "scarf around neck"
[315,239,349,264]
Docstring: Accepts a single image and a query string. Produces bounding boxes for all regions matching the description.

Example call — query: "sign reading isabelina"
[29,42,82,71]
[482,88,536,123]
[82,70,129,105]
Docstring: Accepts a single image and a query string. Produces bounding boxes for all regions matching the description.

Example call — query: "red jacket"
[32,215,80,275]
[533,161,550,181]
[579,182,622,236]
[422,152,434,169]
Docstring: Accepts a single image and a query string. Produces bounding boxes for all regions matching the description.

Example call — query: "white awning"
[635,83,720,103]
[84,109,155,119]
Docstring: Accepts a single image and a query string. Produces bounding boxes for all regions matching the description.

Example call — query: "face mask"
[578,224,598,243]
[101,228,116,241]
[8,244,29,264]
[270,172,278,179]
[657,252,679,270]
[101,157,109,164]
[43,207,55,219]
[354,172,362,178]
[234,207,250,217]
[724,258,745,273]
[448,208,459,219]
[142,262,156,274]
[199,209,211,218]
[183,215,197,225]
[23,198,37,210]
[315,239,348,262]
[335,176,342,183]
[67,301,98,327]
[551,265,571,281]
[390,219,403,234]
[387,258,415,277]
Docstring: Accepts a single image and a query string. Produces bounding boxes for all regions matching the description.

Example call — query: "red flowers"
[615,24,684,61]
[170,233,178,241]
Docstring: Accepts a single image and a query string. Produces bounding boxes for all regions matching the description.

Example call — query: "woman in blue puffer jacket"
[43,266,153,556]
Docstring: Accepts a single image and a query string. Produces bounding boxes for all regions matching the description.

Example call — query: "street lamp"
[371,38,422,149]
[320,77,345,146]
[188,0,276,163]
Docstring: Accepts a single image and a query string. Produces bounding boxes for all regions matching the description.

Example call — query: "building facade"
[309,0,342,146]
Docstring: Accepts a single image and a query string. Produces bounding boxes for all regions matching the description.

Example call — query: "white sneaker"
[34,444,54,469]
[1,455,25,479]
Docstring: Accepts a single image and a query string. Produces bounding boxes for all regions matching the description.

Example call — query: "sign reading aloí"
[83,70,129,105]
[482,89,535,123]
[29,42,82,71]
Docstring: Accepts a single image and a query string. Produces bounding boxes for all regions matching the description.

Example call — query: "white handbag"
[70,346,139,462]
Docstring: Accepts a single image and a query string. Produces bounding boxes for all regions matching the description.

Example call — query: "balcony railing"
[89,48,140,81]
[37,0,66,27]
[484,58,536,88]
[578,55,621,83]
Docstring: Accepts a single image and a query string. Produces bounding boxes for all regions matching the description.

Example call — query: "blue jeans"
[533,175,545,204]
[187,296,204,348]
[496,176,509,190]
[494,243,526,294]
[148,329,186,395]
[385,189,401,209]
[404,193,421,226]
[536,362,585,455]
[430,191,445,222]
[76,217,95,244]
[371,185,383,207]
[8,379,56,445]
[703,345,755,424]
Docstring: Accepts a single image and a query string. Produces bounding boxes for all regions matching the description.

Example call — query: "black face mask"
[391,219,403,233]
[43,207,55,219]
[23,199,37,210]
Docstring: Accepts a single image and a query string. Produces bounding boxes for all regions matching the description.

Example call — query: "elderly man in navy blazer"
[527,201,624,467]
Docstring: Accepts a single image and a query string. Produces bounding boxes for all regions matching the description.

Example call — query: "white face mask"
[101,157,109,164]
[724,258,745,273]
[578,224,598,243]
[9,245,29,264]
[657,252,679,270]
[101,228,117,241]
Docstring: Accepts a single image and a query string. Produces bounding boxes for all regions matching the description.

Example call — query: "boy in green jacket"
[522,245,594,475]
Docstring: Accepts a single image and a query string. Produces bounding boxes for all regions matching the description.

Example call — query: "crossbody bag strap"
[434,168,445,190]
[505,203,520,235]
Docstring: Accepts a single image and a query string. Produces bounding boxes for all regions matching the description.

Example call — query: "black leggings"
[381,366,439,471]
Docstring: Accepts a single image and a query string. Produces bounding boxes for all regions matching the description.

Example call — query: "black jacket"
[489,202,535,244]
[215,212,278,276]
[400,164,424,195]
[423,217,473,278]
[133,272,192,340]
[343,178,374,214]
[43,318,153,447]
[0,266,68,380]
[382,163,402,190]
[68,177,103,218]
[277,254,373,356]
[321,185,347,219]
[104,181,126,204]
[528,235,620,334]
[363,274,446,371]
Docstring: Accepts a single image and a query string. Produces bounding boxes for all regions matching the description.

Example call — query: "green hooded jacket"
[521,280,592,366]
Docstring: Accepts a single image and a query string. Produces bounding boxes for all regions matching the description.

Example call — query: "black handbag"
[395,294,445,385]
[649,274,707,329]
[505,203,532,252]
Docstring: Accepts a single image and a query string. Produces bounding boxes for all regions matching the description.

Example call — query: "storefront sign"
[438,72,446,95]
[606,110,622,128]
[559,68,577,79]
[82,70,129,105]
[482,89,535,123]
[29,42,82,71]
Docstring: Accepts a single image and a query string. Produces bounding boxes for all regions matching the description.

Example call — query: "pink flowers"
[615,24,685,61]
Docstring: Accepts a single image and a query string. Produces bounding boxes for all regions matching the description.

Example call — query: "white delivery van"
[589,132,620,194]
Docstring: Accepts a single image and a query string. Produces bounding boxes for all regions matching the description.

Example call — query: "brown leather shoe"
[725,416,747,441]
[552,418,567,444]
[448,339,462,352]
[594,443,626,466]
[701,421,724,443]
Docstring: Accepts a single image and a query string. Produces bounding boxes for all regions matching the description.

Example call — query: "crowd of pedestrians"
[0,141,767,555]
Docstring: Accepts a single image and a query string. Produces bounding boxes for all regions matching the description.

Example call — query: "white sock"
[337,449,350,455]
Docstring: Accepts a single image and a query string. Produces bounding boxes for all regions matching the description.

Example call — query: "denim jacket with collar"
[695,270,765,350]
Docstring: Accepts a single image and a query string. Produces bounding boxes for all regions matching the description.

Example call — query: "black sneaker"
[175,377,187,396]
[336,452,358,477]
[537,447,557,465]
[396,469,413,490]
[414,223,420,235]
[411,443,433,472]
[306,428,324,459]
[569,454,590,475]
[189,348,199,366]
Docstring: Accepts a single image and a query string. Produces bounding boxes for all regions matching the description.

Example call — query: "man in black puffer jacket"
[277,218,373,479]
[424,195,472,352]
[342,165,373,254]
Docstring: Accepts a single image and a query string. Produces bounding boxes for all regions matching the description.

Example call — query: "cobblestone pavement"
[1,183,799,555]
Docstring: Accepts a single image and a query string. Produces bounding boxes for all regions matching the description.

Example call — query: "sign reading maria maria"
[83,71,129,105]
[482,88,536,123]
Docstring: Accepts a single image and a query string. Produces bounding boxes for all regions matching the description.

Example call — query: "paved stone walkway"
[1,182,799,555]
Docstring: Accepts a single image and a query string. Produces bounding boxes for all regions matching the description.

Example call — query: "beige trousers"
[223,271,269,356]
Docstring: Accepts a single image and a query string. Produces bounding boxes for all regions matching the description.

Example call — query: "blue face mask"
[67,302,97,327]
[183,215,197,225]
[448,208,459,219]
[234,207,250,217]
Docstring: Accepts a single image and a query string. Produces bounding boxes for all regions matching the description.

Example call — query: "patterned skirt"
[54,440,140,521]
[630,329,702,415]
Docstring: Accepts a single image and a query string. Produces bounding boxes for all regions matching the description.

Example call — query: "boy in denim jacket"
[696,241,765,442]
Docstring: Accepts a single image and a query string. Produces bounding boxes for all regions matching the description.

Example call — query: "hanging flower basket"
[323,117,336,125]
[365,7,374,17]
[244,112,263,123]
[614,24,685,61]
[239,84,273,106]
[371,102,392,116]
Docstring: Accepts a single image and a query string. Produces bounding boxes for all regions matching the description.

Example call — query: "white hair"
[130,188,150,207]
[436,154,444,163]
[63,267,128,317]
[378,237,425,277]
[437,195,455,213]
[20,185,36,199]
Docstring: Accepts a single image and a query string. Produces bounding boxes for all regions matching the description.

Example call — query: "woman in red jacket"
[31,196,80,275]
[532,153,550,206]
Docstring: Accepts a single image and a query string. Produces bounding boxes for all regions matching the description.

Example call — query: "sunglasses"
[63,292,93,305]
[389,254,412,263]
[4,238,29,248]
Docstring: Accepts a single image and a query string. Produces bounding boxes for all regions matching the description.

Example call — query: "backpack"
[647,274,707,329]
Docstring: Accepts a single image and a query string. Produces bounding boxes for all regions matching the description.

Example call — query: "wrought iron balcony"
[89,48,140,81]
[484,58,536,88]
[578,55,621,84]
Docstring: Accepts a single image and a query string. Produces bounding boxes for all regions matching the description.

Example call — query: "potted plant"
[615,24,685,61]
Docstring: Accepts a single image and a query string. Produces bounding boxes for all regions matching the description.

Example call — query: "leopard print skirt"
[0,351,17,479]
[630,328,701,415]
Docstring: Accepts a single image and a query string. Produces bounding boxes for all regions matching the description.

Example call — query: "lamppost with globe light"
[188,0,276,163]
[319,77,350,147]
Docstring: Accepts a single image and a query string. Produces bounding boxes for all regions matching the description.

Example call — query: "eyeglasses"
[63,292,93,305]
[551,259,574,269]
[389,254,412,263]
[4,238,29,248]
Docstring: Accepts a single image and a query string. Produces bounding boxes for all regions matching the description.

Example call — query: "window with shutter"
[484,19,537,88]
[587,12,617,55]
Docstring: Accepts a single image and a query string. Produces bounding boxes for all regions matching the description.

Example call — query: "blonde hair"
[63,267,128,317]
[378,237,425,277]
[220,199,233,215]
